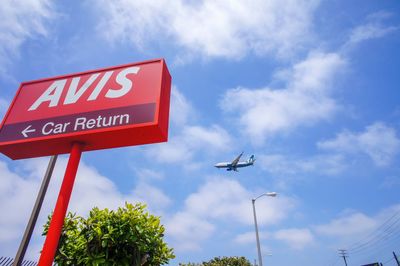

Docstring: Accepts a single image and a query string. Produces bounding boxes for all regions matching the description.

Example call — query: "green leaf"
[43,202,174,265]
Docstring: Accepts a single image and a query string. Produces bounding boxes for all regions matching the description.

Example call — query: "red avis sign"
[0,59,171,159]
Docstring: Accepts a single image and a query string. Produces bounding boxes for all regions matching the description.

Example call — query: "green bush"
[43,203,174,266]
[179,256,252,266]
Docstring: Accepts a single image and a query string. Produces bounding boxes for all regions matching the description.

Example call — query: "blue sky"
[0,1,400,265]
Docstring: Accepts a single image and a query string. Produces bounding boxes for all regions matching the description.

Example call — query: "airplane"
[214,152,256,171]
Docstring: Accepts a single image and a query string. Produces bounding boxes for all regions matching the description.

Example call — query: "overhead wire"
[331,207,400,266]
[349,228,400,265]
[347,209,400,253]
[327,256,340,266]
[382,256,394,265]
[349,218,400,255]
[352,239,400,266]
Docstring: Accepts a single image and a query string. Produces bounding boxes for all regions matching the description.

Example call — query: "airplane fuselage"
[214,161,254,170]
[214,153,255,171]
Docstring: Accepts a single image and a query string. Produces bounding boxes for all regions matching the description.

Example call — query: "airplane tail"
[248,155,256,164]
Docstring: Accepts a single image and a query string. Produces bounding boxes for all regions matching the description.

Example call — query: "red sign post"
[0,59,171,265]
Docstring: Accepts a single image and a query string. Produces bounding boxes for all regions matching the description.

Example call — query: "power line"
[349,225,400,256]
[329,208,400,266]
[348,212,400,253]
[347,208,400,250]
[382,256,394,265]
[327,255,340,266]
[349,233,400,265]
[343,210,400,258]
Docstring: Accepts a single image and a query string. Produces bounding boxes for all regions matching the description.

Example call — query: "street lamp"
[252,192,277,266]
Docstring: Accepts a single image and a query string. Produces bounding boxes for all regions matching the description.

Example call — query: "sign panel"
[0,59,171,159]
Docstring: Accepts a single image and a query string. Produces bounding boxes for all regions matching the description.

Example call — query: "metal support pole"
[343,255,348,266]
[252,199,263,266]
[394,251,400,266]
[13,155,58,266]
[338,249,348,266]
[38,143,83,266]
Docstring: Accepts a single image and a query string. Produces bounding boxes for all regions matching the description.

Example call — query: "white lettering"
[64,73,100,105]
[120,114,130,124]
[96,115,103,127]
[74,117,86,131]
[29,66,139,111]
[42,122,54,135]
[112,115,120,125]
[73,114,130,131]
[105,66,140,98]
[88,71,113,101]
[86,118,96,129]
[29,80,66,111]
[54,122,70,133]
[42,121,70,135]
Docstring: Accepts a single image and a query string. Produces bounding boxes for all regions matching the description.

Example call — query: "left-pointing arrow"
[22,125,36,138]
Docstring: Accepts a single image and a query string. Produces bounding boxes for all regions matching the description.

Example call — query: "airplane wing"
[231,152,243,167]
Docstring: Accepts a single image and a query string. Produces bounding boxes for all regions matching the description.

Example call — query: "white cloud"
[135,168,164,181]
[234,230,269,245]
[314,204,400,252]
[93,0,319,60]
[170,86,195,126]
[183,125,232,151]
[0,98,8,117]
[166,212,215,252]
[318,122,400,167]
[146,137,190,164]
[234,231,256,245]
[346,11,398,46]
[315,212,376,238]
[146,86,233,164]
[0,0,55,75]
[259,153,346,176]
[147,125,232,163]
[274,228,314,249]
[184,178,293,225]
[0,161,36,244]
[221,52,345,144]
[380,176,400,189]
[0,157,171,260]
[132,182,172,210]
[166,177,295,251]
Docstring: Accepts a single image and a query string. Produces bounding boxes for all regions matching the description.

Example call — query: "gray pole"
[13,155,58,266]
[338,249,348,266]
[394,251,400,266]
[252,199,263,266]
[343,255,348,266]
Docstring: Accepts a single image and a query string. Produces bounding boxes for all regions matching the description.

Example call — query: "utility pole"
[338,249,348,266]
[394,251,400,266]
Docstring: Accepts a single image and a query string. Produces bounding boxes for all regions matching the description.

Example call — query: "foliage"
[43,203,174,265]
[179,256,252,266]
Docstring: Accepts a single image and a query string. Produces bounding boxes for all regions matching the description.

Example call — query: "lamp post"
[252,192,277,266]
